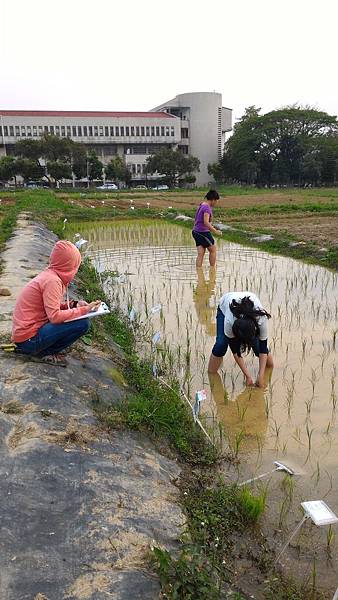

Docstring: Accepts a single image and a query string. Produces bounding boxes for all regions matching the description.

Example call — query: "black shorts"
[192,230,215,248]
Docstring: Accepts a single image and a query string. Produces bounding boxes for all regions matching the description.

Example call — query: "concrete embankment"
[0,215,183,600]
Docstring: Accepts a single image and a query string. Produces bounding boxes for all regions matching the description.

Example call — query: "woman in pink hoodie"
[12,240,101,366]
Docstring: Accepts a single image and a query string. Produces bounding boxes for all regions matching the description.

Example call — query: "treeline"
[0,135,109,186]
[208,106,338,186]
[0,135,201,188]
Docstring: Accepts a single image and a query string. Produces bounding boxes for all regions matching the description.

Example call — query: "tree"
[105,155,132,187]
[212,105,338,186]
[71,144,88,180]
[0,156,17,182]
[47,161,72,185]
[41,134,73,162]
[146,148,200,188]
[87,150,103,181]
[15,139,43,161]
[15,158,44,182]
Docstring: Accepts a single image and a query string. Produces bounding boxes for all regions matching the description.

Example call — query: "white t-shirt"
[218,291,268,340]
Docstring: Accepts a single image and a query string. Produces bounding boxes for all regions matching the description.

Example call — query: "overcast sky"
[2,0,337,121]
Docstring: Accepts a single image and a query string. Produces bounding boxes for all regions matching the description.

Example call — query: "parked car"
[153,184,169,190]
[96,183,118,190]
[134,185,147,189]
[26,181,40,189]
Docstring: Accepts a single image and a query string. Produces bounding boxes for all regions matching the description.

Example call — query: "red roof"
[0,110,175,119]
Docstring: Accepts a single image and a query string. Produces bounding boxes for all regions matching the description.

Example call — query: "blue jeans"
[15,319,90,357]
[212,307,265,357]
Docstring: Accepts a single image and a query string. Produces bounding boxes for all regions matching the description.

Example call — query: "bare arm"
[233,354,254,386]
[203,212,222,236]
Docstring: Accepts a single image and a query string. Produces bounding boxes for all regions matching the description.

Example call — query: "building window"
[181,128,189,138]
[156,126,160,136]
[89,126,93,136]
[44,126,49,133]
[9,126,14,136]
[109,126,113,136]
[146,126,150,136]
[131,164,136,174]
[4,126,8,136]
[171,126,175,136]
[33,126,38,136]
[27,126,32,136]
[55,126,60,136]
[135,126,140,136]
[161,126,165,136]
[38,126,43,135]
[151,126,155,136]
[99,126,103,136]
[78,126,82,136]
[131,126,135,136]
[104,126,109,136]
[120,126,124,136]
[115,126,119,136]
[132,145,147,154]
[72,126,77,136]
[20,126,25,136]
[66,126,70,136]
[141,126,145,136]
[83,126,87,136]
[60,126,65,136]
[126,126,130,136]
[15,126,20,136]
[179,145,189,154]
[94,126,98,136]
[166,126,170,136]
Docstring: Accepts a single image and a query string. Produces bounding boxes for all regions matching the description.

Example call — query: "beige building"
[0,92,232,185]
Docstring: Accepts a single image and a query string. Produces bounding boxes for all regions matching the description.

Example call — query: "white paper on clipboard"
[65,302,110,322]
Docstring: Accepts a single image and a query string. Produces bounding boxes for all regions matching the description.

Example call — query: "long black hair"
[230,296,271,355]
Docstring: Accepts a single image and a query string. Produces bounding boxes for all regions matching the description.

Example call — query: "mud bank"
[0,216,183,600]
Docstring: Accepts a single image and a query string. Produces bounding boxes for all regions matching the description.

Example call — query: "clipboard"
[65,302,110,322]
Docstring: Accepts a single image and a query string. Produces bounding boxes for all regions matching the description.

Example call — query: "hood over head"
[48,240,81,284]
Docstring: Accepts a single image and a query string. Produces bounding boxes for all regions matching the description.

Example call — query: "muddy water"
[78,219,337,594]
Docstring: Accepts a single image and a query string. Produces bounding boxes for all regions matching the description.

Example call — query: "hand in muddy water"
[255,379,265,388]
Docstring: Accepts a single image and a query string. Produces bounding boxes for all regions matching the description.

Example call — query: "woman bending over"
[208,291,274,387]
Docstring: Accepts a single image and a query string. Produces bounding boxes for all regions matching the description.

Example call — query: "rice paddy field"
[71,217,338,593]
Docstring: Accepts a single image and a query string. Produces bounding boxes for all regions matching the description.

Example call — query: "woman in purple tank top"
[192,189,222,267]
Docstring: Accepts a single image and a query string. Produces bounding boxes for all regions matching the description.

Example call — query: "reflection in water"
[193,267,216,336]
[208,370,271,450]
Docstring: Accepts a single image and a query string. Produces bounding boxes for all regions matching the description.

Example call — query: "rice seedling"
[326,525,334,559]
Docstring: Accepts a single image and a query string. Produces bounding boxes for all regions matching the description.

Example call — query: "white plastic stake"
[150,304,162,315]
[152,331,161,347]
[275,515,309,564]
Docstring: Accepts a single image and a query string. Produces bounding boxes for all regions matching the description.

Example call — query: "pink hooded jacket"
[12,240,89,343]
